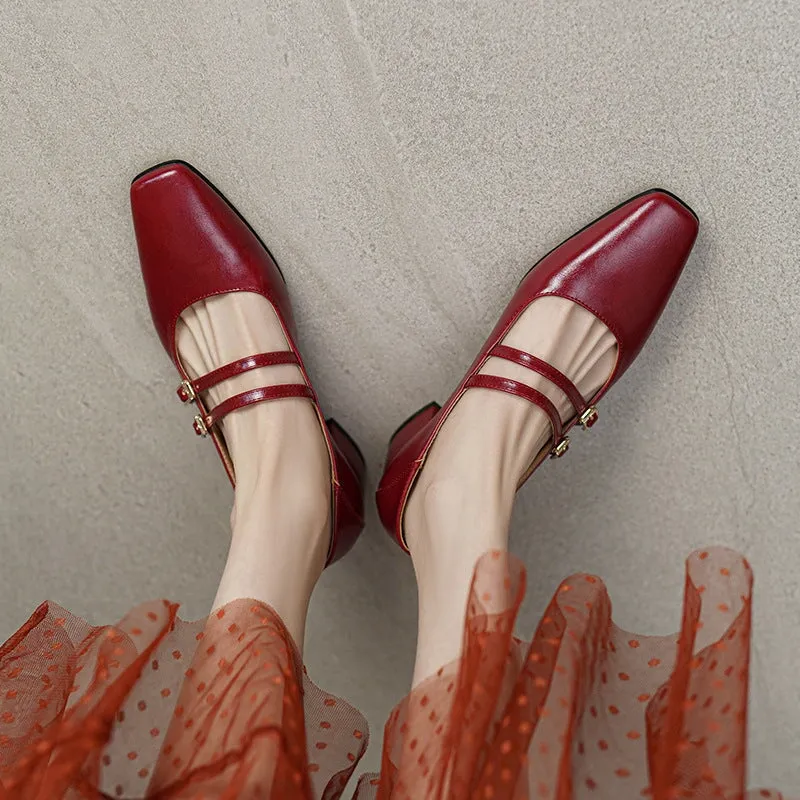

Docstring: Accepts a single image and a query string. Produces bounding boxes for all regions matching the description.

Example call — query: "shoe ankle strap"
[175,349,313,437]
[193,384,315,435]
[177,351,300,401]
[489,344,588,416]
[469,344,601,458]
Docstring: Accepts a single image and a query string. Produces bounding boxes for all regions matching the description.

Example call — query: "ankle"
[405,476,512,565]
[232,475,330,537]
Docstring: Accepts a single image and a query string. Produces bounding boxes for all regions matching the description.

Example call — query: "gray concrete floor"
[1,0,798,790]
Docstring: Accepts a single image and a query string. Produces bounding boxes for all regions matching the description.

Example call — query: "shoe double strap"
[176,350,313,436]
[464,343,598,458]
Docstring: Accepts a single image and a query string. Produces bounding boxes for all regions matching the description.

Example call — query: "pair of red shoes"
[131,160,699,566]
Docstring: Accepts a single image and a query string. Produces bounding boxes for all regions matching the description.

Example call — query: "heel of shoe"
[326,418,366,487]
[387,401,441,463]
[325,419,366,565]
[376,401,441,551]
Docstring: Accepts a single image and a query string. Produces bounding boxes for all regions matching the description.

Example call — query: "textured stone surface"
[1,0,798,786]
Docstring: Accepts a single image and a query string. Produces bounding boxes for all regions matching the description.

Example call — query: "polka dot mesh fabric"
[0,548,788,799]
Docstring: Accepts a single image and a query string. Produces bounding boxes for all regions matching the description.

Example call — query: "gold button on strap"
[551,437,570,458]
[579,406,599,429]
[177,379,196,403]
[193,415,209,437]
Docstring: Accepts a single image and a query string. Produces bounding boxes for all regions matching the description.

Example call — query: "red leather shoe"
[130,160,365,565]
[376,189,699,551]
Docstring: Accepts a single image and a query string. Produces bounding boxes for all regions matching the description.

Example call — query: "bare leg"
[405,297,618,685]
[147,292,333,793]
[177,291,332,652]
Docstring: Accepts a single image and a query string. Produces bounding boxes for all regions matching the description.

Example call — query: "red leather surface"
[130,162,294,363]
[190,351,300,395]
[205,384,315,428]
[326,420,367,563]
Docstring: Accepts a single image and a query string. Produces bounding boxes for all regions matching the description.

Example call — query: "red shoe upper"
[377,190,699,549]
[505,190,699,385]
[131,161,294,365]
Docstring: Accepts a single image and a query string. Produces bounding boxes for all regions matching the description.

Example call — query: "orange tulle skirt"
[0,548,787,799]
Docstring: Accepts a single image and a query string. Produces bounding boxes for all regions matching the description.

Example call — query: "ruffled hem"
[0,548,788,799]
